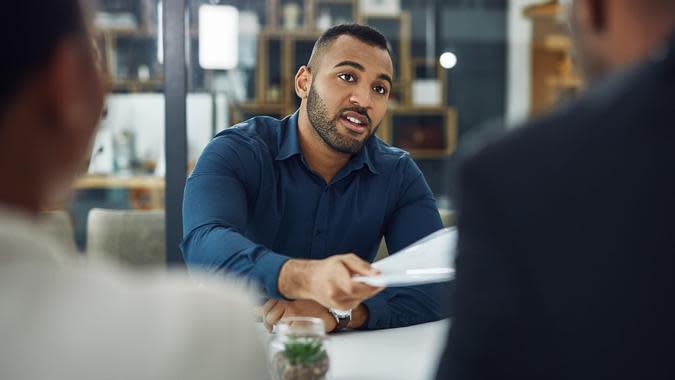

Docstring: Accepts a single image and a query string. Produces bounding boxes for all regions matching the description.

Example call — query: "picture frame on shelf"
[411,58,446,107]
[384,108,457,158]
[359,0,401,17]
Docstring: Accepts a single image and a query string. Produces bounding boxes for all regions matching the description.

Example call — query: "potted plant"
[273,337,330,380]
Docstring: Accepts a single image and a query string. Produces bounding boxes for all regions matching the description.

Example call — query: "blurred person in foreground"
[436,0,675,379]
[0,1,268,379]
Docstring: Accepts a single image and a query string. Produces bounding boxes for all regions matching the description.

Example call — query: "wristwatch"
[328,308,352,332]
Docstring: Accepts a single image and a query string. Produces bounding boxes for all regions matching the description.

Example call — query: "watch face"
[330,308,352,318]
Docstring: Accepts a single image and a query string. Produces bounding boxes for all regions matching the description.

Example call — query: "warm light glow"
[439,52,458,69]
[199,5,239,70]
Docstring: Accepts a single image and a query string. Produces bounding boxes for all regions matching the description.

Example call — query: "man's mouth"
[340,111,369,134]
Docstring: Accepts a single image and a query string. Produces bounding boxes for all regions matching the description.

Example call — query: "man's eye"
[374,85,387,95]
[338,73,356,82]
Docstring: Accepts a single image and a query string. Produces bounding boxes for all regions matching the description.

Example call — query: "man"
[182,24,447,332]
[436,0,675,379]
[0,2,268,379]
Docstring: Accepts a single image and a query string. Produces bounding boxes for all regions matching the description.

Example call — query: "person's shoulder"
[0,209,77,267]
[0,261,268,379]
[368,136,417,174]
[210,114,287,153]
[464,53,673,177]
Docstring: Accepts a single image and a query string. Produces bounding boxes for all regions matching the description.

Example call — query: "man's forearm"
[277,259,312,300]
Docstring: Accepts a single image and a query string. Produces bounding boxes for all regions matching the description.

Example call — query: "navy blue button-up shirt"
[181,111,447,329]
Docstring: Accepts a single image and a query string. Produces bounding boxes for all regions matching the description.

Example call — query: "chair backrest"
[86,208,165,268]
[38,210,78,255]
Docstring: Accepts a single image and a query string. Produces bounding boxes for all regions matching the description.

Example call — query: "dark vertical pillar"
[164,0,188,265]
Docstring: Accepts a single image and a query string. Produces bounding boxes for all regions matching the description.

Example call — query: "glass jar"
[268,317,331,380]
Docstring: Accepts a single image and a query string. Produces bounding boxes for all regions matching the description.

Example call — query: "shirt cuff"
[362,292,390,330]
[250,250,291,299]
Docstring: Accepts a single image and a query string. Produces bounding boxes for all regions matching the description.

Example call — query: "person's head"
[0,1,105,211]
[295,24,393,155]
[565,0,675,82]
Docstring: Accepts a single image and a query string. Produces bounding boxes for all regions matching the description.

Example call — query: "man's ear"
[585,0,608,33]
[39,40,86,133]
[295,65,312,99]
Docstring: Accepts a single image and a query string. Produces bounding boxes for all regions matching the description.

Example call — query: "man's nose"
[348,84,373,109]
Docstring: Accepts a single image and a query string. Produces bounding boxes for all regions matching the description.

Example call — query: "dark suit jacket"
[436,33,675,380]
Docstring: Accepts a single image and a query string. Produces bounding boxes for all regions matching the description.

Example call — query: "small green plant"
[282,338,327,366]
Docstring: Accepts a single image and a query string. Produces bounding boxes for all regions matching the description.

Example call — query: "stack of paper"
[353,227,457,287]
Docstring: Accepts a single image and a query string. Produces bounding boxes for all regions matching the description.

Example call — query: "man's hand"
[259,299,337,333]
[278,253,384,310]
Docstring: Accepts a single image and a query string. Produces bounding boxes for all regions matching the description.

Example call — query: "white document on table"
[352,227,457,287]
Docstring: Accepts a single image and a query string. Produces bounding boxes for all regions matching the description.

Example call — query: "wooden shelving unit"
[524,0,584,115]
[94,0,457,158]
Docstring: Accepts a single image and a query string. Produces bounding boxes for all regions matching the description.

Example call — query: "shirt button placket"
[311,186,330,258]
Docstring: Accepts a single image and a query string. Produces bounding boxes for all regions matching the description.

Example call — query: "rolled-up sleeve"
[363,156,452,329]
[181,133,290,299]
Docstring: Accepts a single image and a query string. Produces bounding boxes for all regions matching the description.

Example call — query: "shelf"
[536,34,572,52]
[546,75,584,89]
[75,175,165,190]
[523,1,563,19]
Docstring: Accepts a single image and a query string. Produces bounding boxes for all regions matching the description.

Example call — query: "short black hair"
[307,23,392,73]
[0,1,88,115]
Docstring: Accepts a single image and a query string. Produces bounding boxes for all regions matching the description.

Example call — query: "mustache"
[338,107,372,126]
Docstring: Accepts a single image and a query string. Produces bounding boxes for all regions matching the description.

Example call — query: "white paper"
[353,227,457,287]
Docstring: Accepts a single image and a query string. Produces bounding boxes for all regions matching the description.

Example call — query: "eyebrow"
[333,60,393,87]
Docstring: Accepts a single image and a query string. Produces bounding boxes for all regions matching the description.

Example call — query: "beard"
[306,84,376,154]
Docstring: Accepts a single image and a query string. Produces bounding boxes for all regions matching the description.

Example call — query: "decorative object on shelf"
[411,58,446,107]
[412,80,442,106]
[359,0,400,16]
[137,65,151,82]
[316,9,332,30]
[268,317,330,380]
[112,129,138,174]
[268,86,282,102]
[282,2,303,30]
[380,108,457,158]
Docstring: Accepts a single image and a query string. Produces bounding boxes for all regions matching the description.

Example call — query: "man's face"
[44,38,106,205]
[305,35,393,154]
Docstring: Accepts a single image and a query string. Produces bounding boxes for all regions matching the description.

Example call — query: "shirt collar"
[275,111,303,161]
[275,110,379,175]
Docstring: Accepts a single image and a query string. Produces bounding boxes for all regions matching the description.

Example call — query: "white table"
[261,319,450,380]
